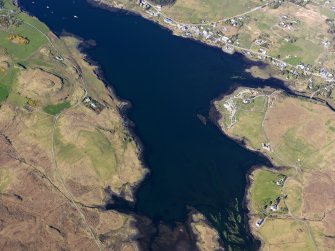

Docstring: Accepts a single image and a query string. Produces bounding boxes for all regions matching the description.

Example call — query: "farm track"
[22,20,103,250]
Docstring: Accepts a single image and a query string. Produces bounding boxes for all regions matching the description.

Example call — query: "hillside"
[0,1,147,249]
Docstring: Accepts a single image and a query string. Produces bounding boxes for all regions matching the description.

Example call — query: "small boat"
[74,15,78,19]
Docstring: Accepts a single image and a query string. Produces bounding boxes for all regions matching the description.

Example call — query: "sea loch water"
[20,0,287,249]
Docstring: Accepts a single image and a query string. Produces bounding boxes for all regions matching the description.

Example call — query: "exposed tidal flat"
[19,0,293,249]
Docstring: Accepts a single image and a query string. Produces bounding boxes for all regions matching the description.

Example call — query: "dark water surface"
[20,0,287,249]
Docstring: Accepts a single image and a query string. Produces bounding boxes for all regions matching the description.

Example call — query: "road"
[142,0,335,89]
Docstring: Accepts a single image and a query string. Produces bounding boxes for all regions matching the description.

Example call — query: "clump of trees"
[149,0,176,6]
[269,0,284,9]
[288,0,310,7]
[326,18,335,34]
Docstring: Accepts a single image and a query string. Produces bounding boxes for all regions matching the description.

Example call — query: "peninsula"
[214,87,335,250]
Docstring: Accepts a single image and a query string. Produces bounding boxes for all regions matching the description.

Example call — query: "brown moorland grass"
[264,95,335,169]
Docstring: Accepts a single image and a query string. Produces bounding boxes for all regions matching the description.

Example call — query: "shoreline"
[17,2,234,249]
[209,86,299,250]
[91,0,335,113]
[208,93,273,250]
[15,1,335,249]
[77,38,151,203]
[210,96,272,250]
[17,3,149,204]
[85,1,320,247]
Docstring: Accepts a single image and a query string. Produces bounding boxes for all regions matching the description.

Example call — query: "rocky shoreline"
[62,9,227,251]
[209,92,274,250]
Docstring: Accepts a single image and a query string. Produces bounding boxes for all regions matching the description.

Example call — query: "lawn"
[0,85,9,103]
[285,56,303,66]
[0,67,19,103]
[43,101,71,115]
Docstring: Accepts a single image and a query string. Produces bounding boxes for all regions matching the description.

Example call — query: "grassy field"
[285,179,303,216]
[0,5,49,60]
[264,96,335,170]
[232,106,266,150]
[216,92,268,150]
[43,101,71,115]
[81,130,118,179]
[0,85,9,103]
[249,169,284,214]
[55,125,118,180]
[0,67,19,104]
[0,1,50,106]
[259,219,316,251]
[276,128,320,169]
[0,23,48,60]
[163,0,264,23]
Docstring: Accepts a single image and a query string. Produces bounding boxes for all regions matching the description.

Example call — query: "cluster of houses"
[255,38,268,46]
[256,197,282,228]
[275,176,286,186]
[135,0,335,97]
[322,40,331,49]
[262,143,272,152]
[83,96,104,113]
[226,17,245,27]
[175,22,232,45]
[137,0,161,17]
[256,175,287,228]
[269,196,282,212]
[55,55,63,61]
[279,14,299,29]
[269,0,284,9]
[138,1,244,48]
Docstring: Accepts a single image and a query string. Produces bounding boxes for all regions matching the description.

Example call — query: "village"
[135,0,335,104]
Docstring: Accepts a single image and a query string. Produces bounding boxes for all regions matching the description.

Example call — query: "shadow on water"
[20,0,294,249]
